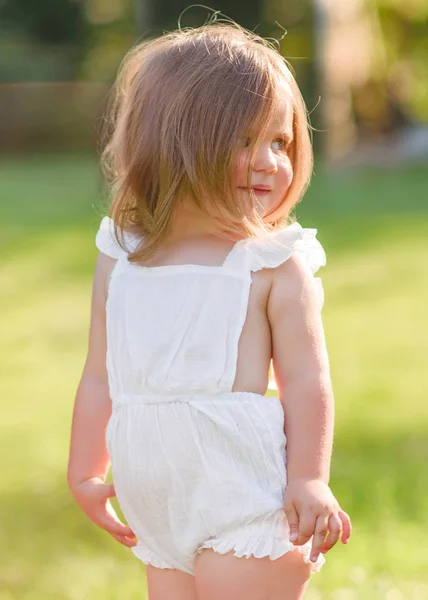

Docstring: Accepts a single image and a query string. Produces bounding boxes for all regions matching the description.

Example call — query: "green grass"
[1,153,427,599]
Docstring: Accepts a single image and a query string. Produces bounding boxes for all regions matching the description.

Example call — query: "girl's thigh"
[145,564,198,600]
[194,548,312,600]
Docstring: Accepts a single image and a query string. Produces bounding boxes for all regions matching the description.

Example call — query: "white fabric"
[96,216,327,575]
[95,216,141,259]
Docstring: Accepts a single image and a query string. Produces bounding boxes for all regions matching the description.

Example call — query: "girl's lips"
[239,187,271,196]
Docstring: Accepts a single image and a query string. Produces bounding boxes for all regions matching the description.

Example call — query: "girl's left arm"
[267,253,351,562]
[267,253,334,484]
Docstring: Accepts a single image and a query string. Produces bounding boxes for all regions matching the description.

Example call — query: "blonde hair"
[100,18,314,263]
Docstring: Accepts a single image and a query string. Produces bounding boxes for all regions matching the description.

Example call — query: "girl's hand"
[70,476,137,548]
[283,478,352,564]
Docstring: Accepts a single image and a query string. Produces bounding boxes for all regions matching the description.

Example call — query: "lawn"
[1,153,427,599]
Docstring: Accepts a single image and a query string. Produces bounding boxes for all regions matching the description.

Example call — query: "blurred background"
[1,1,427,599]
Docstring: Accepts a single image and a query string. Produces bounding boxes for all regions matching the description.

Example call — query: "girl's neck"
[167,198,219,242]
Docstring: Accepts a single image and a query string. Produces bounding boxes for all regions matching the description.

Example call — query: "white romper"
[96,216,327,576]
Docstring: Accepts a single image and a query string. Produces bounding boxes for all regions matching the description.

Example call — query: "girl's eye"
[240,137,290,150]
[272,138,289,151]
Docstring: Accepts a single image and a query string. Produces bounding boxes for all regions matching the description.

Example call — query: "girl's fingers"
[294,511,315,546]
[100,514,136,538]
[309,514,329,562]
[103,498,136,537]
[89,480,115,500]
[104,483,116,498]
[320,513,342,554]
[338,509,352,543]
[110,532,138,547]
[284,502,300,543]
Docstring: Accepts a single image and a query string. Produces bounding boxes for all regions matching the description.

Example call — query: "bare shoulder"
[267,253,321,313]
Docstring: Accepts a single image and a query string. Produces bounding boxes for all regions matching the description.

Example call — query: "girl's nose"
[253,144,278,173]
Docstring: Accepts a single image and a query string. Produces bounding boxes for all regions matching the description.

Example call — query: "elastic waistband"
[112,391,269,408]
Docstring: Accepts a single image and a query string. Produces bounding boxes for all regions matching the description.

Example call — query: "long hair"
[100,19,314,263]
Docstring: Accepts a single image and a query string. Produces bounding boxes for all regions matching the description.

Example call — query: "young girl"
[67,19,352,600]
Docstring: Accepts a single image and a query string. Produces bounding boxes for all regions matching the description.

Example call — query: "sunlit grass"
[1,154,427,599]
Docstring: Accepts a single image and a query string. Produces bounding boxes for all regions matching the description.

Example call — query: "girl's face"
[234,91,294,217]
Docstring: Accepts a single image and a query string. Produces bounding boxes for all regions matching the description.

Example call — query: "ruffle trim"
[197,531,326,574]
[95,216,141,259]
[95,218,326,282]
[131,528,326,574]
[132,540,174,570]
[243,222,327,276]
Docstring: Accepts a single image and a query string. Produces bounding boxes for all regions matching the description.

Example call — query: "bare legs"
[194,548,312,600]
[146,549,312,600]
[146,564,198,600]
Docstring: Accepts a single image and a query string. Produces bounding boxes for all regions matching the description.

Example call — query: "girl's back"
[96,215,325,399]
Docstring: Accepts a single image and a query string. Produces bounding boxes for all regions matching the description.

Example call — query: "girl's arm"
[267,253,334,484]
[67,252,136,547]
[267,253,351,562]
[67,251,113,488]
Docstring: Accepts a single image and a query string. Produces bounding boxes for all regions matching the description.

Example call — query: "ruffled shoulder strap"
[225,222,326,273]
[95,216,142,259]
[224,221,327,308]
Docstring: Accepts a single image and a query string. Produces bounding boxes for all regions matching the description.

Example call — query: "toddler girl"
[68,18,351,600]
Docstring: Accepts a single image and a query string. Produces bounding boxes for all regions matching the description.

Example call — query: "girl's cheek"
[282,159,294,189]
[269,161,293,213]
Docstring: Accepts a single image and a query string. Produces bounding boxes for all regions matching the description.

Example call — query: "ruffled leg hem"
[131,540,175,570]
[196,529,326,574]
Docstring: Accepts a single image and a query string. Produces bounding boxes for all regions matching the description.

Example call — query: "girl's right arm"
[67,251,137,548]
